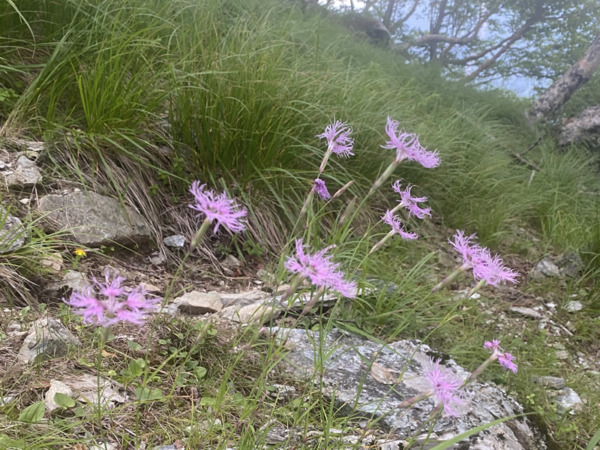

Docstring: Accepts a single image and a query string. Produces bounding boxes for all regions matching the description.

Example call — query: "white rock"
[174,291,223,315]
[509,307,543,319]
[565,301,583,312]
[164,234,186,247]
[45,379,74,412]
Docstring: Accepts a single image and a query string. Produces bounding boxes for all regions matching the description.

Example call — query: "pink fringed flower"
[382,210,418,240]
[382,117,440,168]
[284,238,357,298]
[484,340,518,373]
[425,358,464,417]
[65,271,161,327]
[317,121,354,157]
[449,230,518,286]
[313,179,331,200]
[189,181,247,233]
[392,180,431,219]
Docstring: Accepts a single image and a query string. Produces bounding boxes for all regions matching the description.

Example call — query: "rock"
[0,206,26,253]
[556,252,583,278]
[38,191,151,247]
[509,307,544,319]
[565,300,583,312]
[149,251,166,265]
[164,234,185,247]
[4,156,42,186]
[45,379,74,412]
[140,282,162,293]
[174,291,223,315]
[222,254,242,269]
[219,289,270,308]
[274,328,545,450]
[17,317,81,364]
[60,373,128,409]
[554,387,583,415]
[236,303,277,324]
[531,257,560,279]
[532,376,566,390]
[555,350,569,360]
[40,252,63,274]
[47,270,91,294]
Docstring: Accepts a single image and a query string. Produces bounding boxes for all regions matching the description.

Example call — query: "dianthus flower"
[65,271,161,327]
[382,210,418,240]
[449,230,518,286]
[313,179,331,200]
[284,238,357,298]
[391,180,431,219]
[425,358,464,417]
[317,120,354,157]
[189,181,247,233]
[484,340,518,373]
[382,117,440,168]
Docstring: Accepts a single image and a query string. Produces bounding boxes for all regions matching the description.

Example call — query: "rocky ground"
[0,139,598,449]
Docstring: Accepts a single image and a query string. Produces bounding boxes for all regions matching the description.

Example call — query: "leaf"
[193,366,207,380]
[18,401,45,423]
[53,393,76,408]
[587,427,600,450]
[0,434,25,448]
[127,341,143,351]
[134,387,164,402]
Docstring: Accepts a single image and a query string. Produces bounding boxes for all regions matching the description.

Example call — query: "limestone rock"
[174,291,223,315]
[531,257,560,279]
[554,387,583,415]
[164,234,185,247]
[0,206,26,253]
[565,300,583,312]
[17,317,81,365]
[533,376,566,390]
[556,251,583,278]
[38,191,150,247]
[509,306,544,319]
[45,379,74,412]
[274,328,545,450]
[60,373,128,409]
[4,156,42,187]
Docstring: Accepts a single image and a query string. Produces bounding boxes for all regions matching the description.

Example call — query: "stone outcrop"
[38,191,151,247]
[274,327,546,449]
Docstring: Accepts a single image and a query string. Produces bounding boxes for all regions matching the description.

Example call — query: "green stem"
[368,160,398,197]
[191,217,213,249]
[431,263,469,293]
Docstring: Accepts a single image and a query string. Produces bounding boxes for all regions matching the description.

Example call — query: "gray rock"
[47,270,91,294]
[565,300,583,312]
[534,257,561,278]
[226,303,278,325]
[60,373,127,409]
[554,387,583,415]
[219,289,270,308]
[174,291,223,315]
[0,206,26,253]
[163,234,185,247]
[509,307,544,319]
[532,376,566,390]
[38,191,150,247]
[556,252,583,278]
[555,350,569,360]
[4,156,42,186]
[17,317,81,364]
[274,328,545,450]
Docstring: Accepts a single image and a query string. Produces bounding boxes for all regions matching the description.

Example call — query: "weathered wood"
[528,33,600,122]
[559,105,600,146]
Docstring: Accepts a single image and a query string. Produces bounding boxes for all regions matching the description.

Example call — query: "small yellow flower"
[74,248,87,258]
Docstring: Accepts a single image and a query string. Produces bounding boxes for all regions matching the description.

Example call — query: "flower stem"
[368,230,395,255]
[299,190,315,218]
[368,161,398,197]
[464,279,486,299]
[191,217,213,249]
[318,146,333,175]
[431,263,469,293]
[278,276,305,306]
[300,285,326,316]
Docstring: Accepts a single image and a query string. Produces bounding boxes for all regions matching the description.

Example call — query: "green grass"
[1,0,600,448]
